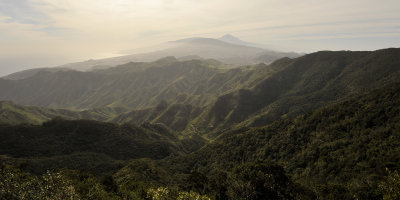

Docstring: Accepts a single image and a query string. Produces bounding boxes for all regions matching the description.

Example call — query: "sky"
[0,0,399,76]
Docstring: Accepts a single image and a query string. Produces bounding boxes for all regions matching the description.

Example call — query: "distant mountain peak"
[217,34,261,49]
[218,34,241,42]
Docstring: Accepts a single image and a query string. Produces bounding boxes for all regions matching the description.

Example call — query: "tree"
[227,162,292,200]
[380,169,400,200]
[0,167,79,200]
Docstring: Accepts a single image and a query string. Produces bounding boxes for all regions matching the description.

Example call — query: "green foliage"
[0,118,179,159]
[176,191,210,200]
[0,101,124,125]
[0,167,79,200]
[2,49,400,137]
[171,83,400,199]
[206,170,229,200]
[114,159,175,199]
[185,171,208,194]
[146,187,210,200]
[380,169,400,200]
[112,102,203,132]
[314,184,354,200]
[227,162,294,200]
[0,118,189,174]
[62,170,120,200]
[147,187,171,200]
[0,58,264,110]
[199,48,400,134]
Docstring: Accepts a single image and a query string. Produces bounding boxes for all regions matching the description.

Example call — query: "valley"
[0,48,399,199]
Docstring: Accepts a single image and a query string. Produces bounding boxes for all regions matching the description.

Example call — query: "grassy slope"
[0,101,124,125]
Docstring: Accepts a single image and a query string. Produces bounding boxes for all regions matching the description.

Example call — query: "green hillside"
[1,49,400,199]
[0,58,278,110]
[189,48,400,136]
[2,79,399,199]
[0,101,124,125]
[111,100,203,132]
[163,82,400,199]
[3,49,399,137]
[0,118,205,174]
[101,49,400,137]
[64,48,397,138]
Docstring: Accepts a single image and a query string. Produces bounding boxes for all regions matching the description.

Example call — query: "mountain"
[165,82,400,199]
[2,35,299,78]
[1,67,72,80]
[4,80,394,199]
[111,101,202,132]
[0,101,124,125]
[166,36,300,65]
[1,48,400,199]
[112,48,400,136]
[61,36,298,71]
[217,34,302,60]
[189,48,400,135]
[0,57,280,110]
[1,48,400,137]
[162,37,266,65]
[218,34,263,48]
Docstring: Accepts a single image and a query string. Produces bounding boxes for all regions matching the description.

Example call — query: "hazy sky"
[0,0,399,76]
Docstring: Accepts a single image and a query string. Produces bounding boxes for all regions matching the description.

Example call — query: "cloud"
[0,0,50,25]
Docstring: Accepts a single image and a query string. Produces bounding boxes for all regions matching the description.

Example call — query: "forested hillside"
[1,49,399,137]
[191,48,400,133]
[0,49,399,199]
[1,80,399,199]
[0,117,206,174]
[0,101,124,125]
[110,48,400,136]
[160,82,400,199]
[0,58,277,110]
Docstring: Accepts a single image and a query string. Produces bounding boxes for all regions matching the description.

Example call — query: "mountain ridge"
[1,48,400,199]
[1,48,399,137]
[2,35,299,78]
